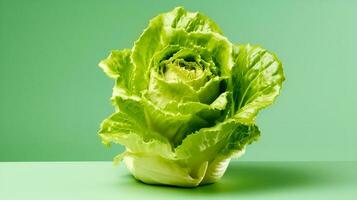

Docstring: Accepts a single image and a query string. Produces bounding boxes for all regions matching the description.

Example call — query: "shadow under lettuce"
[117,161,348,196]
[194,162,328,194]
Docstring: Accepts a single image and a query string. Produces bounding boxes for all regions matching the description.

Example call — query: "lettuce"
[98,7,285,187]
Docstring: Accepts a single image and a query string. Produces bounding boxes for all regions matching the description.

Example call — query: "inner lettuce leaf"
[98,7,285,187]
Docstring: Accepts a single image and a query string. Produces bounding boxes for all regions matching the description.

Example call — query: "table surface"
[0,161,356,200]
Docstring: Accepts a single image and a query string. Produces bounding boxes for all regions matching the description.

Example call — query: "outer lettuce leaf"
[164,7,222,34]
[99,49,134,97]
[99,49,132,79]
[231,44,285,123]
[98,96,174,159]
[176,119,260,184]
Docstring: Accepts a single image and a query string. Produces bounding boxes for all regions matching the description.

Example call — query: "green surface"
[1,0,357,161]
[0,161,356,200]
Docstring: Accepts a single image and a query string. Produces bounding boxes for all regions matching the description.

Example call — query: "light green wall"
[1,0,356,161]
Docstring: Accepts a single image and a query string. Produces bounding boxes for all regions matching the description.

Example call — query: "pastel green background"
[1,0,356,161]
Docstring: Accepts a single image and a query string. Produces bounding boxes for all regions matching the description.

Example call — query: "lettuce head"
[98,7,285,187]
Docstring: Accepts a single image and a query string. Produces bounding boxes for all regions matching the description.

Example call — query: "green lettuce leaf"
[231,44,285,123]
[99,49,134,97]
[98,96,174,159]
